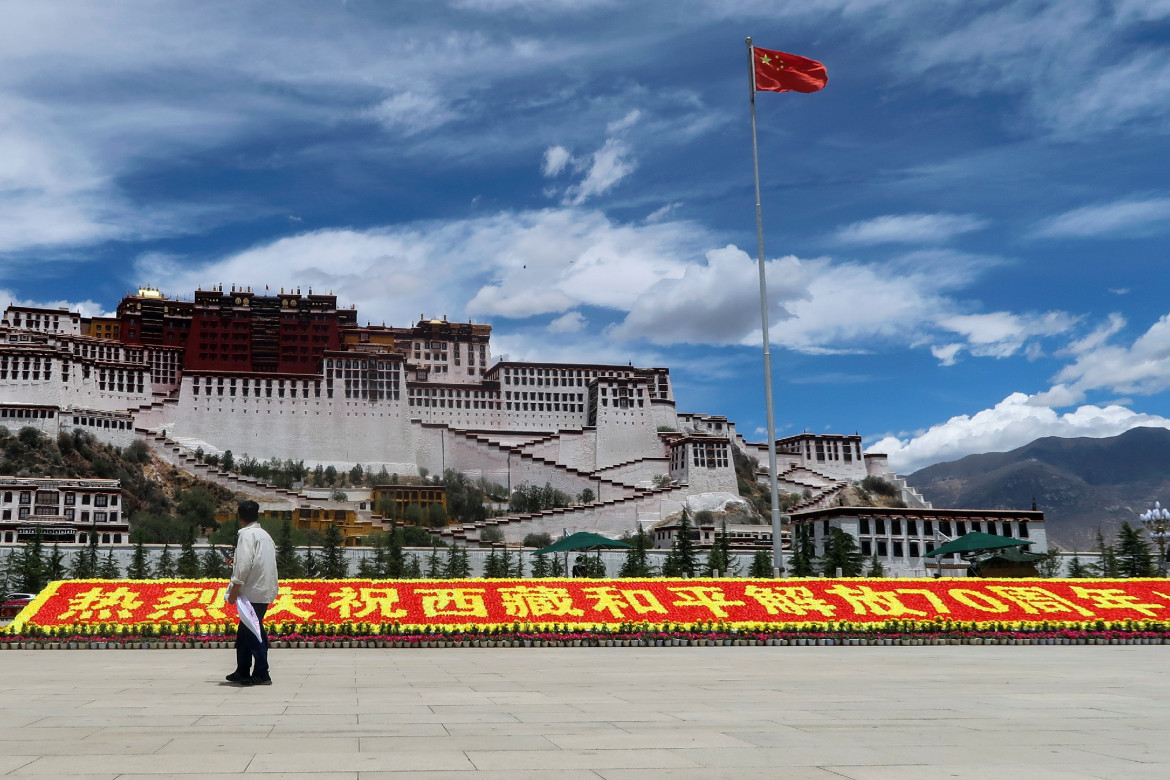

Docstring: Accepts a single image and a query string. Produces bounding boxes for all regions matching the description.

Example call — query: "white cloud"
[870,391,1170,473]
[645,202,681,223]
[606,109,641,134]
[608,246,809,345]
[548,311,586,333]
[931,343,963,366]
[0,288,109,319]
[1032,197,1170,239]
[1052,312,1170,398]
[833,213,987,245]
[936,311,1078,361]
[136,207,716,329]
[542,145,573,177]
[563,138,636,206]
[363,91,457,135]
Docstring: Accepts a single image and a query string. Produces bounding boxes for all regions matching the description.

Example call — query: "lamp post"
[1139,501,1170,575]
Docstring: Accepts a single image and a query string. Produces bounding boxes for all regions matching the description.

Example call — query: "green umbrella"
[922,531,1031,558]
[533,532,632,555]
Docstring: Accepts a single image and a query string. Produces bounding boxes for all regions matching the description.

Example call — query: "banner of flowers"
[7,578,1170,640]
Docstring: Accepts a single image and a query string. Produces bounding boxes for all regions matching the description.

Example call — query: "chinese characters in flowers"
[11,578,1170,634]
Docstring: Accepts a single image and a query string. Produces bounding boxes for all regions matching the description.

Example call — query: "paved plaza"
[0,645,1167,778]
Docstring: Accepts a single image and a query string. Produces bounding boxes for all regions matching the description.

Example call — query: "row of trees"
[1066,522,1162,578]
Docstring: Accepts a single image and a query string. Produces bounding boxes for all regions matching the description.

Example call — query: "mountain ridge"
[908,426,1170,550]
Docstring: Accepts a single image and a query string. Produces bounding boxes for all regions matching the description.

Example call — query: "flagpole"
[746,37,788,575]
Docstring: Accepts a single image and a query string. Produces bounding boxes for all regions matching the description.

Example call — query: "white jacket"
[231,522,279,604]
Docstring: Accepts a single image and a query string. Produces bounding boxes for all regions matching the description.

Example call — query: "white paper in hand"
[225,589,263,640]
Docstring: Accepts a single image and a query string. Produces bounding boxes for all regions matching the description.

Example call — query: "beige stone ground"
[0,646,1166,778]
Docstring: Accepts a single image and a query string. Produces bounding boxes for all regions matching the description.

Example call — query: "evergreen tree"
[280,524,305,578]
[1037,544,1064,578]
[1091,528,1120,577]
[584,554,606,577]
[444,543,471,578]
[386,521,405,578]
[200,546,229,578]
[98,548,121,579]
[704,533,727,576]
[126,537,151,579]
[154,547,176,582]
[154,544,176,578]
[866,554,885,577]
[177,525,200,577]
[619,524,653,578]
[820,527,864,577]
[671,510,698,577]
[1116,521,1155,578]
[531,553,551,578]
[513,549,525,578]
[45,543,66,582]
[321,523,348,578]
[1066,553,1092,578]
[548,553,566,577]
[72,532,100,579]
[788,524,816,576]
[13,529,47,593]
[302,545,319,577]
[357,553,380,577]
[483,548,503,578]
[425,544,444,578]
[718,520,740,576]
[499,546,513,578]
[404,554,422,579]
[748,549,774,578]
[660,544,681,576]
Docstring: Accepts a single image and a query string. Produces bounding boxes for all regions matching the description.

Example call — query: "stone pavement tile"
[359,734,559,752]
[441,721,626,737]
[597,769,839,780]
[10,753,251,776]
[871,744,1099,765]
[0,756,39,774]
[1,737,172,756]
[359,772,600,780]
[155,736,360,754]
[1071,743,1170,762]
[127,775,358,780]
[0,726,100,740]
[94,724,275,738]
[1089,763,1170,780]
[465,748,700,771]
[548,730,756,750]
[271,722,449,738]
[823,764,1110,780]
[245,751,475,773]
[668,745,893,768]
[356,710,520,725]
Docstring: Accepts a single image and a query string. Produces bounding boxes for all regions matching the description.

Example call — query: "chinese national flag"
[753,47,827,94]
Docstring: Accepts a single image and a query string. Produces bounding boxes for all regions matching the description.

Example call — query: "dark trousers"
[235,602,269,678]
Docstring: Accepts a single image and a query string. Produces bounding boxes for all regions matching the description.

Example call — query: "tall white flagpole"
[746,37,788,575]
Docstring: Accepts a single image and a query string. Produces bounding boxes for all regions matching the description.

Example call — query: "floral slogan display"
[10,578,1170,634]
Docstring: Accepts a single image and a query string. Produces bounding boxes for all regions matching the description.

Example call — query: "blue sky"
[4,0,1170,475]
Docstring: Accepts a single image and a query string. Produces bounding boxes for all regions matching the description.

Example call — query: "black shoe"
[226,671,253,686]
[250,675,272,686]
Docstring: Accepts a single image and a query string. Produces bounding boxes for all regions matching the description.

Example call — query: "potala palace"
[0,287,1046,575]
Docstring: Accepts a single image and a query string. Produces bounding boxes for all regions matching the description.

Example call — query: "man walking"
[225,500,278,686]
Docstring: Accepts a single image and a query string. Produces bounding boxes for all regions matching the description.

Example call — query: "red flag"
[753,47,827,94]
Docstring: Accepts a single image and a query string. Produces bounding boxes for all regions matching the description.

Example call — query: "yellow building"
[370,484,446,521]
[214,506,385,547]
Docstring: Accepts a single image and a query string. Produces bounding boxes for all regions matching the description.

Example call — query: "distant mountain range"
[908,426,1170,551]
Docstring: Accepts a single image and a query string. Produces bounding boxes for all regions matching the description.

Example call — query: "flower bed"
[4,577,1169,647]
